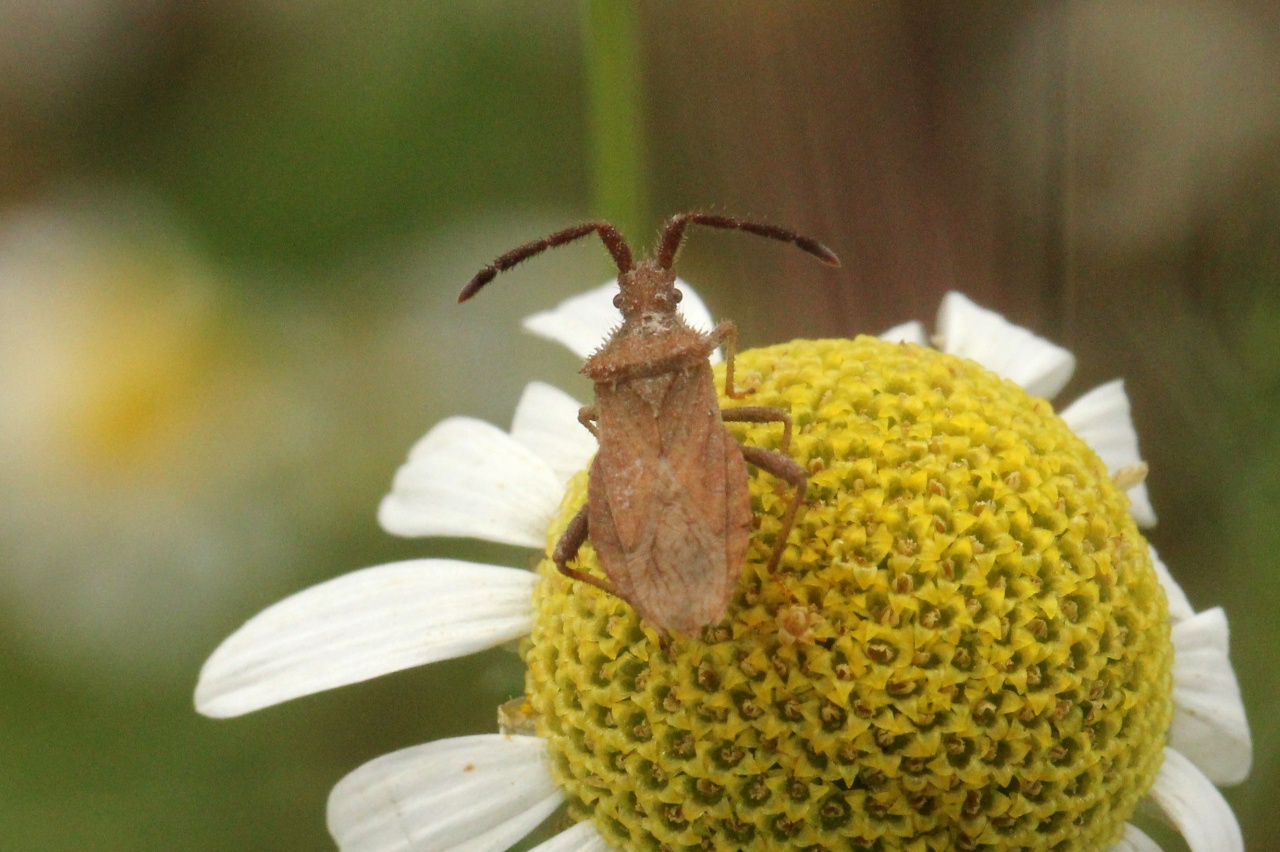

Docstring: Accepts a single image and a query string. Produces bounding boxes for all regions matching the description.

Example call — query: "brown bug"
[459,212,840,633]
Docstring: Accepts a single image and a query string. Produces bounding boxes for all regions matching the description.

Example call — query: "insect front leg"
[707,321,751,399]
[722,405,794,453]
[739,444,808,575]
[578,405,600,439]
[552,504,618,597]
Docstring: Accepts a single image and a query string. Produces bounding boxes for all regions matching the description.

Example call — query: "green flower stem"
[582,0,649,239]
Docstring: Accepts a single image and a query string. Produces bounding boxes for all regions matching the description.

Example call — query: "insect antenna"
[656,212,841,270]
[459,222,635,302]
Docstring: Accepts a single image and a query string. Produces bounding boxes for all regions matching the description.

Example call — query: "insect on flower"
[459,212,840,633]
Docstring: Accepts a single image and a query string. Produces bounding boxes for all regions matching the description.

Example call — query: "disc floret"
[525,336,1173,851]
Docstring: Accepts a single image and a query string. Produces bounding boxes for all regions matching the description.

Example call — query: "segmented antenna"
[459,222,634,302]
[656,212,841,271]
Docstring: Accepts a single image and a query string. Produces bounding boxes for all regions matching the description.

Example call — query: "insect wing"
[589,371,751,632]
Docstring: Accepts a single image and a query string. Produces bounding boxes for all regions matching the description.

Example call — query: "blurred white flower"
[0,198,316,676]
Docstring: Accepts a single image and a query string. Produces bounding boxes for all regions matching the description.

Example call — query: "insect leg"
[578,405,600,439]
[739,444,808,574]
[706,321,751,399]
[722,405,793,453]
[552,504,619,597]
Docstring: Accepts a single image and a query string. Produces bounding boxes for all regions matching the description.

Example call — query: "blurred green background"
[0,2,1275,850]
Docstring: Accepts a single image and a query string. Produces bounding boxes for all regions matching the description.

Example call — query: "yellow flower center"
[523,337,1173,851]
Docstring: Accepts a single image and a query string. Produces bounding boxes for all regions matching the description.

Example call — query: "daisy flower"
[196,283,1251,851]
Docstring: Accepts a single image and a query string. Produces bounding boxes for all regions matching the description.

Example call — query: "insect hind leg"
[722,405,793,452]
[552,504,618,597]
[739,444,808,574]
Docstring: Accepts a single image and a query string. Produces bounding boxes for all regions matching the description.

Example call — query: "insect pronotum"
[459,212,840,633]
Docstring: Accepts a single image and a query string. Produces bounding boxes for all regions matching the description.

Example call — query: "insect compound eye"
[672,289,683,304]
[612,293,624,309]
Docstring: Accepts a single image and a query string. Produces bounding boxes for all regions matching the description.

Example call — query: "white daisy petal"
[378,417,562,547]
[1171,608,1253,785]
[195,560,536,718]
[672,278,717,333]
[1144,747,1244,852]
[522,280,620,359]
[510,382,595,486]
[527,820,612,852]
[328,734,562,852]
[934,291,1076,399]
[879,319,928,345]
[1124,482,1156,527]
[1059,380,1158,527]
[683,288,724,365]
[1149,545,1196,623]
[1109,823,1162,852]
[521,278,721,363]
